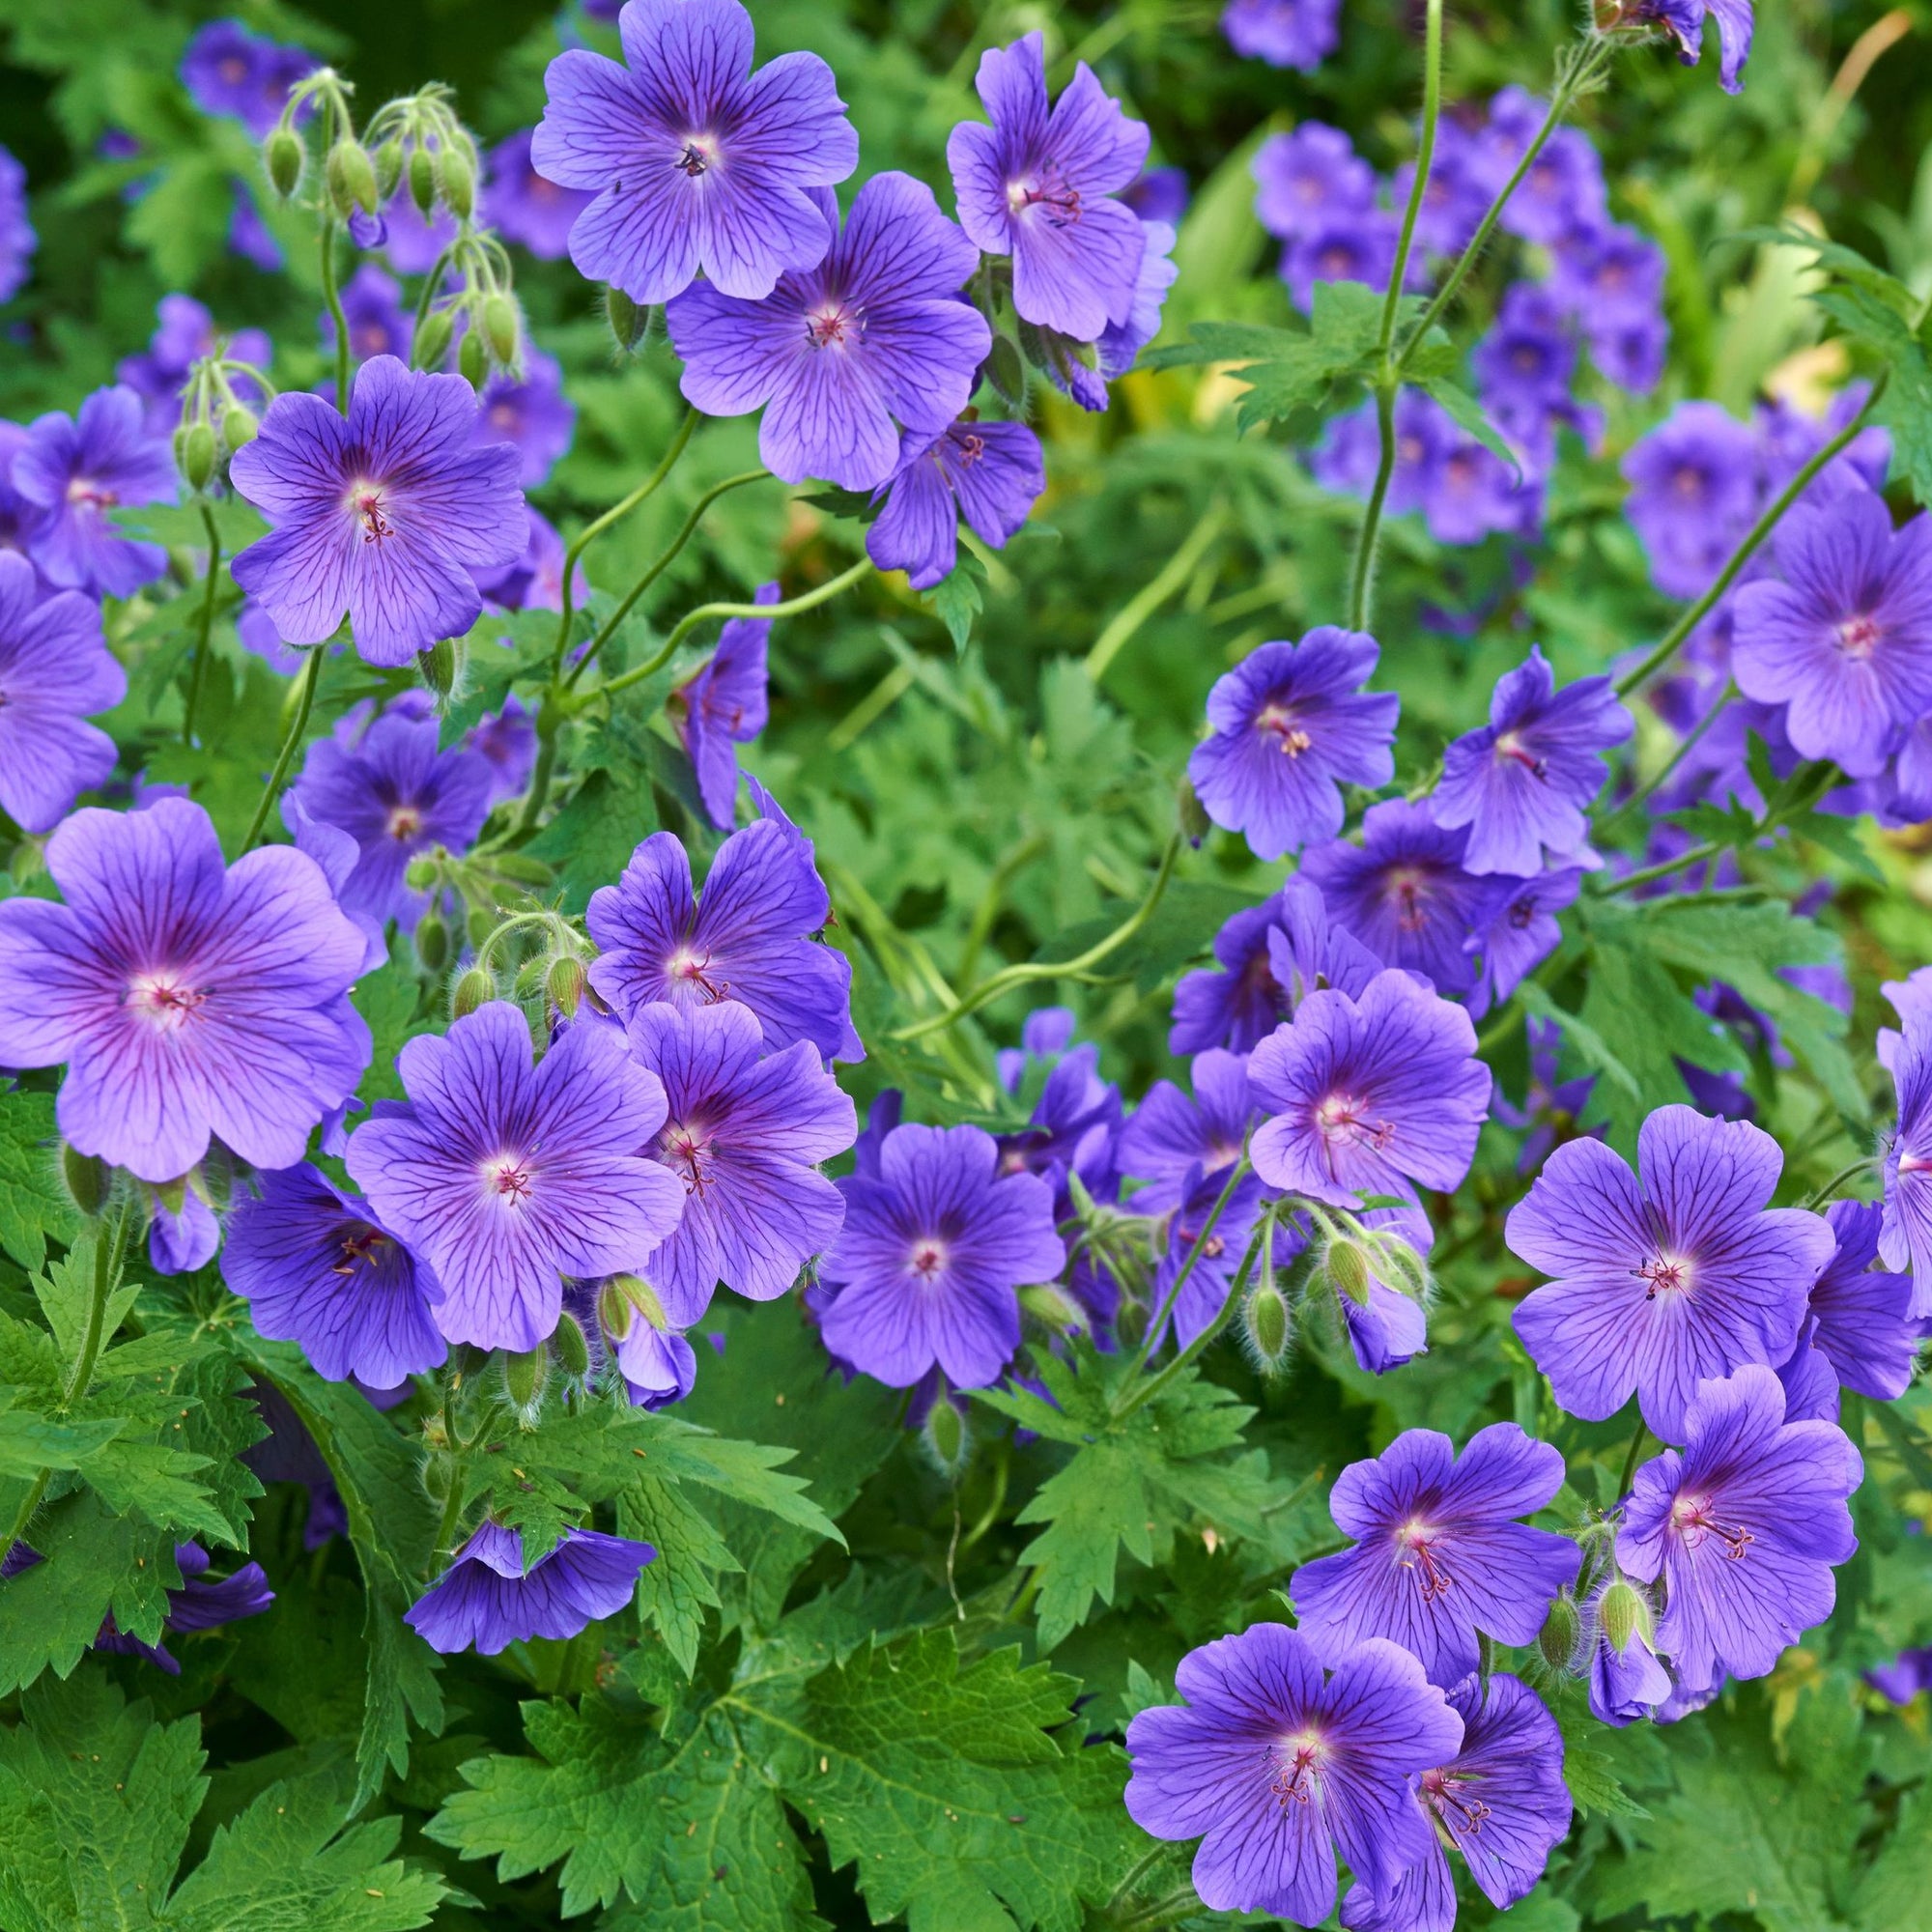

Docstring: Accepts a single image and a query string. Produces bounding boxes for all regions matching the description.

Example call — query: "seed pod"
[374,137,404,201]
[546,953,586,1018]
[414,911,449,973]
[1325,1236,1373,1308]
[482,293,520,367]
[439,143,476,220]
[1244,1281,1292,1367]
[1537,1591,1581,1671]
[452,965,494,1018]
[923,1396,967,1472]
[605,285,649,355]
[458,325,488,388]
[62,1144,110,1217]
[329,139,379,216]
[1599,1578,1647,1656]
[266,128,304,200]
[221,403,258,451]
[503,1345,548,1411]
[409,145,438,218]
[180,421,216,493]
[553,1312,591,1378]
[412,307,455,374]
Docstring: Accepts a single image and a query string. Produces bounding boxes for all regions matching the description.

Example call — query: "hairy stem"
[1614,1420,1652,1503]
[182,499,223,748]
[1126,1158,1253,1380]
[243,647,324,849]
[1803,1154,1878,1211]
[1114,1214,1268,1424]
[1379,0,1444,361]
[1347,378,1400,632]
[320,218,352,413]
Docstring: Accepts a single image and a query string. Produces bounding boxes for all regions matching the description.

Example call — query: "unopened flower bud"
[605,285,649,355]
[403,855,440,893]
[1178,777,1211,846]
[553,1312,591,1378]
[1325,1236,1373,1308]
[439,144,475,220]
[609,1272,668,1332]
[221,403,258,452]
[265,127,304,200]
[414,911,449,973]
[412,307,455,374]
[327,139,379,216]
[467,907,495,950]
[62,1144,110,1217]
[597,1277,635,1343]
[1538,1591,1581,1671]
[546,953,586,1017]
[1599,1578,1648,1656]
[180,421,216,493]
[419,1452,455,1503]
[1018,1282,1086,1334]
[503,1345,548,1411]
[452,965,494,1018]
[458,325,488,389]
[482,293,520,368]
[1244,1280,1292,1368]
[923,1395,967,1473]
[374,137,404,201]
[410,145,438,217]
[419,635,461,699]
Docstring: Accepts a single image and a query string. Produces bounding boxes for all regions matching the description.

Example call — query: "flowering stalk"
[242,648,324,849]
[1126,1154,1253,1378]
[1117,1208,1271,1423]
[181,499,223,748]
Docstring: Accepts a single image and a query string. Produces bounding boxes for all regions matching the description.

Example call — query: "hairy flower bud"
[265,128,304,200]
[608,1271,668,1332]
[451,965,494,1019]
[546,953,586,1018]
[1599,1578,1649,1655]
[482,293,520,367]
[553,1312,591,1378]
[984,332,1027,408]
[62,1143,110,1218]
[327,139,379,216]
[412,307,455,374]
[179,421,216,493]
[1018,1282,1086,1334]
[1325,1236,1373,1308]
[605,285,649,355]
[503,1344,548,1411]
[414,911,449,974]
[1244,1280,1292,1368]
[419,635,461,700]
[458,325,488,389]
[596,1277,635,1343]
[409,145,438,218]
[923,1395,967,1473]
[1178,777,1211,846]
[439,144,476,220]
[1537,1590,1581,1672]
[221,403,258,452]
[374,137,404,202]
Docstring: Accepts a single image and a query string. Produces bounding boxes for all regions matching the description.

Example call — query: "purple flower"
[1622,402,1761,600]
[586,821,858,1062]
[532,0,857,305]
[1391,116,1499,259]
[0,146,36,303]
[1189,630,1400,863]
[0,552,127,833]
[91,1541,273,1673]
[1470,284,1579,426]
[467,695,538,805]
[1253,125,1377,242]
[293,699,496,929]
[405,1521,656,1656]
[1249,967,1490,1208]
[817,1122,1065,1388]
[1494,1017,1602,1175]
[14,385,176,599]
[1882,1007,1932,1315]
[1867,1648,1932,1706]
[1292,1424,1579,1688]
[373,183,460,275]
[147,1187,219,1275]
[1170,879,1383,1058]
[1776,1199,1921,1418]
[1432,648,1633,875]
[1283,213,1403,312]
[474,506,585,614]
[0,798,369,1184]
[608,1303,698,1409]
[1300,800,1494,997]
[229,186,284,272]
[948,32,1150,341]
[676,582,773,831]
[1626,0,1755,93]
[668,173,989,490]
[1508,1104,1834,1440]
[1122,166,1190,226]
[1467,868,1581,1021]
[117,295,271,436]
[224,1162,447,1388]
[1340,1674,1572,1932]
[344,1003,686,1352]
[1589,313,1668,394]
[1149,1161,1267,1350]
[1331,1208,1435,1376]
[1124,1623,1463,1923]
[1548,221,1665,327]
[0,423,48,567]
[624,1000,852,1324]
[1585,1577,1671,1725]
[476,348,578,490]
[1618,1364,1859,1695]
[180,21,315,138]
[1732,494,1932,777]
[1487,89,1605,245]
[1097,217,1179,380]
[483,128,594,260]
[230,355,526,668]
[1221,0,1340,70]
[1120,1048,1254,1216]
[323,264,413,369]
[866,418,1044,591]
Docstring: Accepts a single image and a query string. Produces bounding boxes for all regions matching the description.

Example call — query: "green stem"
[891,833,1181,1043]
[1085,499,1229,685]
[1347,378,1400,632]
[182,500,223,748]
[1114,1887,1202,1932]
[565,468,770,689]
[1614,1420,1652,1503]
[430,1471,465,1574]
[1116,1214,1269,1424]
[243,648,324,849]
[1803,1154,1878,1212]
[1602,678,1735,829]
[1613,377,1886,698]
[1126,1158,1253,1379]
[549,407,698,684]
[59,1206,129,1416]
[595,555,876,703]
[1597,838,1721,898]
[320,218,351,412]
[1379,0,1444,361]
[1105,1844,1169,1914]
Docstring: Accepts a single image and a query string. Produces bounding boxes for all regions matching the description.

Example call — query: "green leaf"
[1853,1780,1932,1931]
[1813,283,1932,506]
[924,552,985,655]
[617,1472,736,1676]
[1415,375,1522,475]
[0,1089,78,1272]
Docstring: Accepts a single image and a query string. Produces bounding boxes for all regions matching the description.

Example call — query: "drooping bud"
[503,1345,548,1411]
[403,854,440,894]
[467,907,496,951]
[180,421,217,493]
[546,953,586,1018]
[597,1277,635,1343]
[1599,1579,1648,1656]
[605,285,649,355]
[1325,1236,1373,1308]
[458,325,488,389]
[553,1312,591,1378]
[409,145,439,218]
[221,403,258,451]
[412,307,455,374]
[452,965,494,1018]
[265,127,304,200]
[419,635,460,700]
[327,139,379,217]
[482,293,520,367]
[1537,1591,1581,1672]
[439,143,475,220]
[923,1395,967,1473]
[374,137,404,202]
[62,1144,110,1218]
[1371,1231,1431,1302]
[1018,1282,1086,1334]
[1178,777,1211,846]
[418,1451,455,1504]
[1243,1280,1293,1368]
[609,1272,668,1332]
[414,911,449,974]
